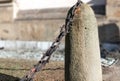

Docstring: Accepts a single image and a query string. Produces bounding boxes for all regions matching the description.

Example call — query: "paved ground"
[102,52,120,81]
[103,64,120,81]
[0,54,120,81]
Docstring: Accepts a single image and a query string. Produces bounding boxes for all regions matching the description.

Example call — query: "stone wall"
[14,20,64,41]
[0,3,66,41]
[106,0,120,21]
[0,20,64,41]
[0,4,13,23]
[0,1,120,43]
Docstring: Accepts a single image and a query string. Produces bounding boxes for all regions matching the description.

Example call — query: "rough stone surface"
[65,4,102,81]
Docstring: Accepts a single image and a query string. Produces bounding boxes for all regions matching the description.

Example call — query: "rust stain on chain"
[20,0,83,81]
[74,7,81,15]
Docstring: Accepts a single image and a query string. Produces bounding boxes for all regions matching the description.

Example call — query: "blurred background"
[0,0,120,81]
[0,0,119,60]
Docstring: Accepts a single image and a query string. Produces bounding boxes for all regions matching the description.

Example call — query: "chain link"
[20,0,82,81]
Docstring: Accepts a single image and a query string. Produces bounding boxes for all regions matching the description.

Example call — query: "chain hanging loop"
[20,1,83,81]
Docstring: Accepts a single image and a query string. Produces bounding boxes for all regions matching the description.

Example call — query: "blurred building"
[0,0,120,44]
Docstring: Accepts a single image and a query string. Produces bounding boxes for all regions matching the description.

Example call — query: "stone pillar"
[65,4,102,81]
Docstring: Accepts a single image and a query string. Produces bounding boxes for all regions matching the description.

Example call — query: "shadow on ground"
[0,73,19,81]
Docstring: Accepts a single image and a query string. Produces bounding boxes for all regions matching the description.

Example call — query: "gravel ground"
[0,57,120,81]
[0,46,120,81]
[0,58,64,81]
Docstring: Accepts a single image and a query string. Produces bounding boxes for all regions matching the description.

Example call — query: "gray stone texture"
[65,4,102,81]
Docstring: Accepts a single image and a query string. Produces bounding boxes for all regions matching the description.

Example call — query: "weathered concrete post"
[65,4,102,81]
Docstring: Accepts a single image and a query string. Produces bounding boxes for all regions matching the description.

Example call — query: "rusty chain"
[20,0,82,81]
